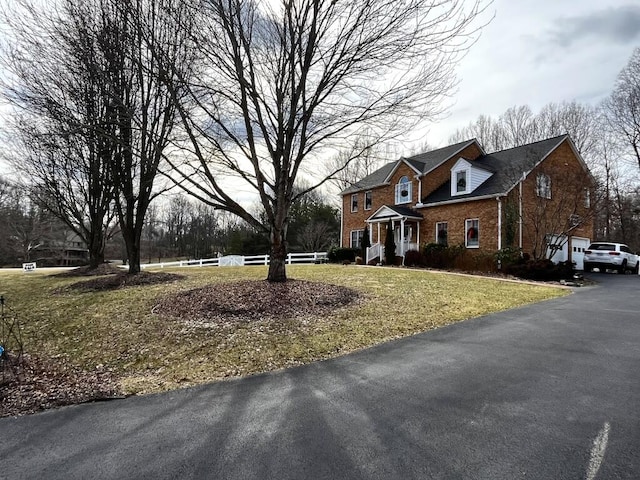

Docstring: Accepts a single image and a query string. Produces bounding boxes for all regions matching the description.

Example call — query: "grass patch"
[0,265,566,396]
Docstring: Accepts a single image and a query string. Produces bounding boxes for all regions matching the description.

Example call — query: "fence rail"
[139,251,328,270]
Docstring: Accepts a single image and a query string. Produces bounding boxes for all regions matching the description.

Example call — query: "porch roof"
[366,205,423,223]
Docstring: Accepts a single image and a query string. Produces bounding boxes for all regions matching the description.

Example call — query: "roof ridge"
[406,138,476,159]
[487,134,568,155]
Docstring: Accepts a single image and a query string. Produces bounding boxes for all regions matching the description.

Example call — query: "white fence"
[139,251,328,270]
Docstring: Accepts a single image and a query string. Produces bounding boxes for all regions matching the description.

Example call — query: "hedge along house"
[341,134,595,269]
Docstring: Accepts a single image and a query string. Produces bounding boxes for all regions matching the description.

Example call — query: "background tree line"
[0,179,339,267]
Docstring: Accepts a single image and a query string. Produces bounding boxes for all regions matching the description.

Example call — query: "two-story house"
[341,134,595,269]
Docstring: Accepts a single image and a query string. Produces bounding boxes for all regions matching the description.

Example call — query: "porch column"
[417,221,420,246]
[377,222,381,244]
[400,218,405,256]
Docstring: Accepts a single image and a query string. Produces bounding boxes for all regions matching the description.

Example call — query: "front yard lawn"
[0,265,567,415]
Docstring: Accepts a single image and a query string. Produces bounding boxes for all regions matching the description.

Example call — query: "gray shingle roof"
[368,205,423,220]
[422,135,568,204]
[341,139,479,194]
[407,139,480,174]
[341,161,396,194]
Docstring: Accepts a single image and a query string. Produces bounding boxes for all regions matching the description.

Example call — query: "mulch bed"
[1,354,124,418]
[58,271,184,293]
[53,263,123,277]
[154,279,361,323]
[2,279,359,417]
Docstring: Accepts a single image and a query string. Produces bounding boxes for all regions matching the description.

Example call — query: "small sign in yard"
[22,263,36,272]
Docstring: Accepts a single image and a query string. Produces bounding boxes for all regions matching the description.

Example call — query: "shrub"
[504,258,575,281]
[495,247,523,268]
[423,243,463,269]
[403,249,424,267]
[454,251,498,272]
[328,247,359,263]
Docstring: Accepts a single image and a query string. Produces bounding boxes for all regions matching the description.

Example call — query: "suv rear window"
[588,244,616,250]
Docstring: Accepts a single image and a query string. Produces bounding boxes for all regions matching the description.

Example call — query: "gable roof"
[421,135,569,205]
[341,139,481,195]
[404,139,483,175]
[366,204,423,222]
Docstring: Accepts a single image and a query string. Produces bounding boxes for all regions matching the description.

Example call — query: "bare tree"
[499,105,537,149]
[536,101,598,157]
[324,134,394,195]
[0,0,119,268]
[603,47,640,170]
[449,102,599,158]
[164,0,488,281]
[105,0,195,273]
[1,0,196,273]
[0,180,60,264]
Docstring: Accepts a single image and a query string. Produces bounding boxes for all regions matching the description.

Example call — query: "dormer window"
[395,176,412,204]
[450,158,491,197]
[456,171,468,193]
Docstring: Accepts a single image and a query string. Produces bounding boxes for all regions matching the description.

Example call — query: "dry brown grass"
[0,265,566,406]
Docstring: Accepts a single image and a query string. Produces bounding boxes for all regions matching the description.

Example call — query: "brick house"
[341,134,595,269]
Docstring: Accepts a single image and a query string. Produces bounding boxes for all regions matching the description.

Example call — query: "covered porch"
[365,205,423,264]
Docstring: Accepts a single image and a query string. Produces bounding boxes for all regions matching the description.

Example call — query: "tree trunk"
[121,224,142,274]
[267,227,287,282]
[126,237,141,274]
[87,233,105,269]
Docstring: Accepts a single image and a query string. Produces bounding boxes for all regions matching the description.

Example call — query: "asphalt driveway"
[1,273,639,479]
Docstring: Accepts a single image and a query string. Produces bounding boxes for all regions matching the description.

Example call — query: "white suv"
[583,242,639,274]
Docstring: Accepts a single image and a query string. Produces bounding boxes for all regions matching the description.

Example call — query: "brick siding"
[341,138,595,261]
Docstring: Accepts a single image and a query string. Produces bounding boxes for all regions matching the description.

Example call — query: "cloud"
[552,5,640,47]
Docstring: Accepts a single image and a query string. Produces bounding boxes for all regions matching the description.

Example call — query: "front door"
[394,225,412,254]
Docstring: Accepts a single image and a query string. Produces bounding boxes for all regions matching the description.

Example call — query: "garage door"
[571,237,590,270]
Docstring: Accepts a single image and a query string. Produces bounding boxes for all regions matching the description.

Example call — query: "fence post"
[287,253,291,265]
[264,255,269,265]
[199,259,203,267]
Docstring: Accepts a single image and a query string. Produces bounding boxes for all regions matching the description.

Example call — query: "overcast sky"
[421,0,640,148]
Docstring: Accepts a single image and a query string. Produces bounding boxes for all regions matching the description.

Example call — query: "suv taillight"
[609,251,620,256]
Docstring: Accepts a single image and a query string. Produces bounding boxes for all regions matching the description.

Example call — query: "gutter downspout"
[340,197,344,247]
[497,197,502,251]
[519,173,525,250]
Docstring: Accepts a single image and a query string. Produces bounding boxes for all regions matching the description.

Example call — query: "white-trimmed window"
[395,176,412,204]
[536,173,551,199]
[436,222,448,246]
[584,188,591,208]
[350,229,364,249]
[455,170,468,194]
[465,219,479,248]
[364,191,372,210]
[350,193,358,212]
